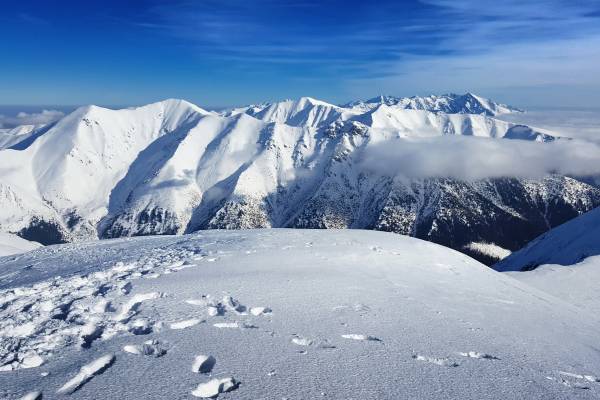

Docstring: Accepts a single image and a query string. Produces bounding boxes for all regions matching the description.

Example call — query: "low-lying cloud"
[360,136,600,181]
[0,109,64,129]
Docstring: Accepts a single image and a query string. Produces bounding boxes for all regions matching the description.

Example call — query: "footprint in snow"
[222,296,247,314]
[123,340,167,357]
[80,323,104,348]
[114,292,163,323]
[192,355,216,373]
[291,336,313,346]
[128,318,154,335]
[559,371,600,382]
[341,334,380,342]
[170,319,204,330]
[191,377,239,398]
[119,282,133,295]
[57,354,115,394]
[547,376,592,390]
[459,351,499,360]
[186,298,211,306]
[213,322,239,329]
[19,391,42,400]
[412,354,459,367]
[250,307,272,316]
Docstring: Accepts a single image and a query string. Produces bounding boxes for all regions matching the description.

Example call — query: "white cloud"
[497,110,600,143]
[0,110,64,128]
[360,136,600,181]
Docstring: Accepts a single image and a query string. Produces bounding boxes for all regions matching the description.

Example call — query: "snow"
[465,242,511,261]
[0,233,42,256]
[506,255,600,315]
[56,354,115,394]
[0,125,39,150]
[495,206,600,271]
[1,229,600,399]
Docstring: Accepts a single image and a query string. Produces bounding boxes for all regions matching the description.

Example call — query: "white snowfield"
[0,233,42,256]
[1,229,599,399]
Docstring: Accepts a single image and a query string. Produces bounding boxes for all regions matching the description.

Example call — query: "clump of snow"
[56,354,115,394]
[191,377,239,398]
[465,242,511,261]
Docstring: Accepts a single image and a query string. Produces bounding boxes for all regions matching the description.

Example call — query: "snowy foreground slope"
[0,233,41,257]
[1,230,600,399]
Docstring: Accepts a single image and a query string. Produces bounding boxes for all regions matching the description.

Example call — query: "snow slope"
[1,229,600,399]
[494,206,600,315]
[495,206,600,271]
[506,255,600,315]
[0,233,41,256]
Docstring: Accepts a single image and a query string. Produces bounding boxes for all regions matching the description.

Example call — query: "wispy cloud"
[125,0,600,106]
[346,0,600,104]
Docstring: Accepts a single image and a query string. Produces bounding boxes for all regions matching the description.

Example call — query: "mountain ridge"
[0,94,597,265]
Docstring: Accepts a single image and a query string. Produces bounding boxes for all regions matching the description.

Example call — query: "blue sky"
[1,0,599,108]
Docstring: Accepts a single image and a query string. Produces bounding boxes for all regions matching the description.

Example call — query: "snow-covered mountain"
[344,93,522,116]
[0,95,597,264]
[0,124,47,150]
[2,229,600,399]
[495,206,600,271]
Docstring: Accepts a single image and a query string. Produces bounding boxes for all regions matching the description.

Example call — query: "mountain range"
[0,93,598,265]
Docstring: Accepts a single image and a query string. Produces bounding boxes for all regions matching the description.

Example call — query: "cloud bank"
[0,110,64,129]
[360,136,600,181]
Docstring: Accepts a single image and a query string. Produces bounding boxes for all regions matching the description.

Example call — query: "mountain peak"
[345,93,521,116]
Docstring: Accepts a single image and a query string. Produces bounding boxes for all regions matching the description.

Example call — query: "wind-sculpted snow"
[1,229,600,399]
[0,95,599,265]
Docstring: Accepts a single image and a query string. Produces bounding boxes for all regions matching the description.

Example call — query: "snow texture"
[1,229,600,399]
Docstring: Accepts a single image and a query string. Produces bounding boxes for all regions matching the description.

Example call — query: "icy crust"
[1,229,600,399]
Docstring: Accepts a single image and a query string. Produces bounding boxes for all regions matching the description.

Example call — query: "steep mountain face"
[0,95,596,265]
[494,206,600,271]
